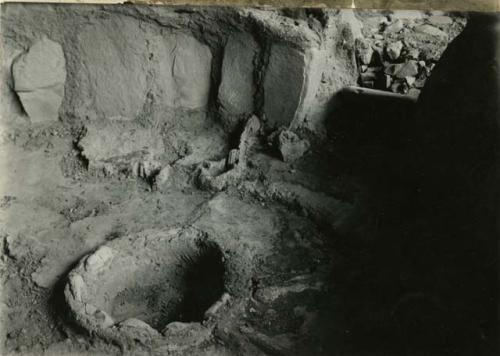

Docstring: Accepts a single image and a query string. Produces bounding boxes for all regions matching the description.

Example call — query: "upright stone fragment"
[12,38,66,123]
[263,45,306,128]
[218,33,258,115]
[386,41,403,60]
[170,33,213,109]
[356,38,373,65]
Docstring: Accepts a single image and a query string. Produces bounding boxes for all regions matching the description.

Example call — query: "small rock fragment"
[408,88,421,98]
[428,15,453,27]
[386,41,403,60]
[132,156,162,180]
[408,48,420,60]
[390,79,409,94]
[415,24,449,40]
[405,76,416,86]
[355,38,373,65]
[226,149,239,169]
[384,19,404,34]
[385,60,419,79]
[155,165,172,185]
[85,246,114,273]
[204,293,231,319]
[385,74,393,89]
[119,318,159,338]
[68,274,85,302]
[390,10,425,20]
[162,322,192,334]
[94,310,114,329]
[414,76,427,89]
[277,130,310,163]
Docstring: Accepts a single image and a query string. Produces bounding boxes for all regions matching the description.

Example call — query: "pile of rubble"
[355,11,466,97]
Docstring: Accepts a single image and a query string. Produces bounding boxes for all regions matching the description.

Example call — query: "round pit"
[64,227,249,349]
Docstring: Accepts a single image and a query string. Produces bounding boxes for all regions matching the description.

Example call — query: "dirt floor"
[1,5,496,356]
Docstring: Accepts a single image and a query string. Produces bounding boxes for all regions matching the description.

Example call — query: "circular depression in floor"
[64,227,248,347]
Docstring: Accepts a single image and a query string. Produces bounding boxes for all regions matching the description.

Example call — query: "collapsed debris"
[196,115,261,191]
[77,119,165,179]
[355,11,465,95]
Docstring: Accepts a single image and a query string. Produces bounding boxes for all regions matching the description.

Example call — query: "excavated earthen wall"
[1,5,360,135]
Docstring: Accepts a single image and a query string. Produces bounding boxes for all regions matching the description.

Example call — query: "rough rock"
[155,165,172,185]
[390,10,425,20]
[118,318,160,343]
[12,38,66,123]
[160,322,213,352]
[218,33,258,115]
[428,15,453,27]
[386,41,403,60]
[263,45,306,128]
[415,24,449,41]
[226,149,239,169]
[384,19,404,34]
[84,246,114,273]
[356,38,373,65]
[131,155,162,180]
[204,293,231,319]
[254,277,323,304]
[385,61,419,79]
[408,88,421,98]
[408,48,420,60]
[277,130,310,163]
[395,61,419,78]
[405,76,416,86]
[390,79,409,94]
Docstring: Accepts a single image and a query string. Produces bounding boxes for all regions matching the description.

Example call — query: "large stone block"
[153,32,213,110]
[218,33,258,115]
[12,38,66,123]
[263,44,306,128]
[171,33,212,109]
[76,20,212,119]
[76,17,149,119]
